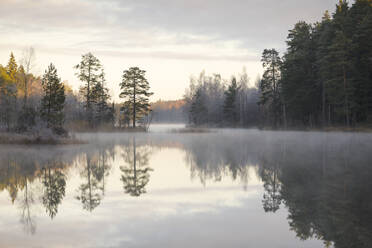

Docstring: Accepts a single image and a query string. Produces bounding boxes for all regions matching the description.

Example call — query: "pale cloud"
[0,0,341,100]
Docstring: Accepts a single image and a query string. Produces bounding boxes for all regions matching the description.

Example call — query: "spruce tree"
[6,52,17,82]
[189,87,208,126]
[223,77,239,125]
[119,67,153,128]
[1,54,18,130]
[41,63,66,134]
[91,70,112,126]
[316,11,334,126]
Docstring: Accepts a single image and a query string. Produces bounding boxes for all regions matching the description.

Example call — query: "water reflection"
[120,137,153,197]
[76,145,114,211]
[0,131,371,248]
[41,167,66,219]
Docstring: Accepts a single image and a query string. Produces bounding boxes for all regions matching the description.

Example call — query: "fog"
[0,126,371,247]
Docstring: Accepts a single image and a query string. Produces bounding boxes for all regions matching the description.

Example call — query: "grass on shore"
[0,132,85,145]
[66,121,148,133]
[170,127,213,133]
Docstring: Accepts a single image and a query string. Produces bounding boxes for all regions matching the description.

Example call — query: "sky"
[0,0,340,101]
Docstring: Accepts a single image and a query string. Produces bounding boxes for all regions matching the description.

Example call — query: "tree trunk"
[328,104,331,126]
[24,74,28,107]
[133,138,137,188]
[283,104,287,129]
[322,80,326,127]
[133,83,136,128]
[87,65,91,126]
[343,66,350,127]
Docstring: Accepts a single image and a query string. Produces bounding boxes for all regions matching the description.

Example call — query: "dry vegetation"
[170,127,214,133]
[0,132,84,145]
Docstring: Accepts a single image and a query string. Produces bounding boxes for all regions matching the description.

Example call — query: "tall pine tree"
[281,22,319,127]
[259,49,282,128]
[119,67,153,128]
[74,53,103,126]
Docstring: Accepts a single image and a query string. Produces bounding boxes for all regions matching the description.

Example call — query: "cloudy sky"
[0,0,340,101]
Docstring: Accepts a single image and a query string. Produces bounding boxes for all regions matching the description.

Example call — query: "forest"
[1,0,371,137]
[0,51,154,139]
[185,0,372,129]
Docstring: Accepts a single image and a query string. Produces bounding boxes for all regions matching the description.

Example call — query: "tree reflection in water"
[120,137,153,197]
[76,146,113,212]
[0,131,370,247]
[41,166,66,219]
[180,132,372,248]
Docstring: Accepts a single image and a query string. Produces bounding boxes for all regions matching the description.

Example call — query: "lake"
[0,125,371,248]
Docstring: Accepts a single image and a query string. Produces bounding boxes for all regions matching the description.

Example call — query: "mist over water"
[0,125,371,248]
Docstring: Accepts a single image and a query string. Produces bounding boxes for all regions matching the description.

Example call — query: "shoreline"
[0,132,85,145]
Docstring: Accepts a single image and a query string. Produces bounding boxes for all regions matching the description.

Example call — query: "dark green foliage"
[223,77,239,125]
[74,53,114,128]
[119,67,153,128]
[261,0,372,128]
[91,72,114,125]
[74,53,103,126]
[259,49,283,128]
[40,63,66,134]
[42,168,66,219]
[189,87,208,125]
[281,22,319,127]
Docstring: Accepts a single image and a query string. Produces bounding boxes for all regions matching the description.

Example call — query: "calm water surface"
[0,125,371,248]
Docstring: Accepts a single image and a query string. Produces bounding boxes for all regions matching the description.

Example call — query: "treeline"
[259,0,372,128]
[185,0,372,129]
[184,69,260,127]
[151,99,186,123]
[0,50,153,135]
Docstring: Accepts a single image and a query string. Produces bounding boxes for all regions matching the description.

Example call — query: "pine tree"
[325,1,354,127]
[349,0,372,122]
[316,11,334,126]
[223,77,239,125]
[258,0,372,128]
[259,49,282,127]
[119,67,153,128]
[74,53,103,126]
[41,63,66,134]
[281,22,319,127]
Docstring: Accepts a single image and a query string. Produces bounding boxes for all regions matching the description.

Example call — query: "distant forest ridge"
[151,99,186,123]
